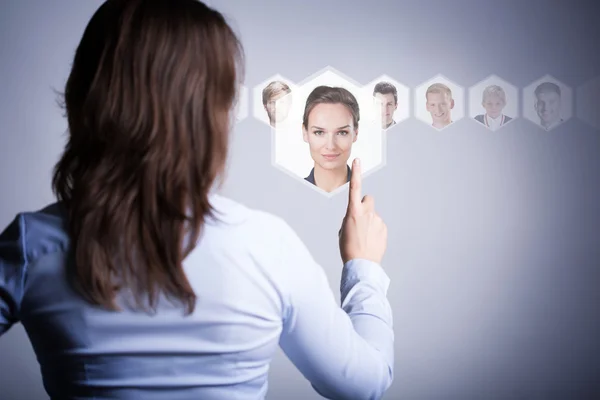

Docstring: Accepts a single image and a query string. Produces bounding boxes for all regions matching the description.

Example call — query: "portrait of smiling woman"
[0,0,393,399]
[302,86,359,193]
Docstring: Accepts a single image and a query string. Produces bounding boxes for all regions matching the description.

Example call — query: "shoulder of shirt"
[206,193,292,234]
[202,194,298,265]
[1,196,292,266]
[0,202,69,266]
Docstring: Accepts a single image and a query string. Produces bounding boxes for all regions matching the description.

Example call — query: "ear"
[302,125,308,143]
[450,98,455,109]
[394,103,398,110]
[353,128,359,143]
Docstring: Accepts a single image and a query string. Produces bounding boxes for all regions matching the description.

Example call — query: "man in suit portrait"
[534,81,564,131]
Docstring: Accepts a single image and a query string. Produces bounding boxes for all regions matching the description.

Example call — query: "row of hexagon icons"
[233,69,599,131]
[269,72,570,132]
[243,67,598,198]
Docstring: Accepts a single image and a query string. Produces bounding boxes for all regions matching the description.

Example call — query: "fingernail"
[355,158,360,166]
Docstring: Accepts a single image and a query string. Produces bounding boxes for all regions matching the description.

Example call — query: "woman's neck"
[313,163,348,193]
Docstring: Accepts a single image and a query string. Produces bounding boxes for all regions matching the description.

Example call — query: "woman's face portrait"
[483,95,506,118]
[302,103,358,170]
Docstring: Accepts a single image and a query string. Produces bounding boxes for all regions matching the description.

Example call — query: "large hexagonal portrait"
[468,75,519,131]
[415,74,465,131]
[272,67,385,197]
[523,75,572,131]
[362,75,410,132]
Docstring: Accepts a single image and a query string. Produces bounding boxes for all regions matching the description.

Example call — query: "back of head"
[302,85,360,129]
[52,0,244,314]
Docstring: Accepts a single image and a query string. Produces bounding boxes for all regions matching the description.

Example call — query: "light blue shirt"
[0,194,394,400]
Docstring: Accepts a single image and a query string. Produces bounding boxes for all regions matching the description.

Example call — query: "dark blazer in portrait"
[474,114,512,126]
[305,165,352,186]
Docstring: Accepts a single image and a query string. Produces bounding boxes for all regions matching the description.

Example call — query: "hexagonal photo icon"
[271,66,386,197]
[361,75,410,132]
[234,84,249,122]
[576,75,600,130]
[468,75,519,131]
[523,75,572,131]
[252,75,298,129]
[415,74,465,131]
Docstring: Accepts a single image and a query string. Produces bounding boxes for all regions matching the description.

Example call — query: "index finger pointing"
[347,158,362,213]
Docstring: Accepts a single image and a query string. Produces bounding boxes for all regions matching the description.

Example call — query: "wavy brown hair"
[52,0,244,314]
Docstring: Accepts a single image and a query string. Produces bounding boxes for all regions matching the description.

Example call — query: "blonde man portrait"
[425,83,454,129]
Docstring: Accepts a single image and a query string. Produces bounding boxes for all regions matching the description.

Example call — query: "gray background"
[1,0,599,399]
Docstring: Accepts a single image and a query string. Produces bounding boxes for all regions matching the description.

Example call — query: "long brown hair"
[52,0,244,314]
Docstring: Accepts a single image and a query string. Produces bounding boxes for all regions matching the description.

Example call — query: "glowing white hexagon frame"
[234,85,249,122]
[252,75,298,128]
[523,74,573,131]
[362,75,410,132]
[271,66,387,198]
[468,75,519,131]
[414,74,465,131]
[576,75,600,130]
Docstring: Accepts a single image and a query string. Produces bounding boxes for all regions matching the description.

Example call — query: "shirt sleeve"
[276,220,394,400]
[0,214,27,336]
